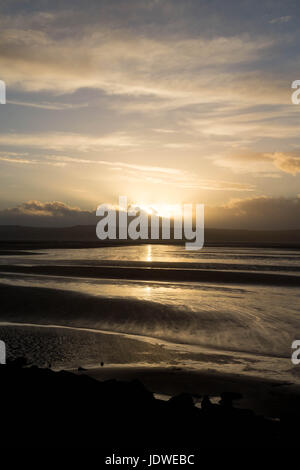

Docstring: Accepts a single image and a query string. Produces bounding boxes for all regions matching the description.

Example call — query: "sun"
[131,203,183,219]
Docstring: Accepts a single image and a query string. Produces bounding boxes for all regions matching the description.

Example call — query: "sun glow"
[130,203,183,220]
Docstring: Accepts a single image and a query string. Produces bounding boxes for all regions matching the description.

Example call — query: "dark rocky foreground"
[0,363,297,449]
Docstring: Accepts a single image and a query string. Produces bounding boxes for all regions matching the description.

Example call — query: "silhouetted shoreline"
[1,362,298,448]
[1,224,300,249]
[1,323,300,421]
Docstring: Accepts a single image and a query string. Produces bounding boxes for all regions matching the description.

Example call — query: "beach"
[1,321,300,421]
[0,244,300,428]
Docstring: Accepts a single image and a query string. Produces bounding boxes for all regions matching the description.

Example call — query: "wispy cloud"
[7,100,89,110]
[47,156,253,191]
[185,107,300,142]
[214,150,300,176]
[0,151,254,193]
[0,2,299,211]
[265,152,300,175]
[0,132,144,151]
[0,19,278,110]
[0,152,66,166]
[269,16,292,24]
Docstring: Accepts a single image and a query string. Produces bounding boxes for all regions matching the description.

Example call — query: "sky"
[1,0,300,229]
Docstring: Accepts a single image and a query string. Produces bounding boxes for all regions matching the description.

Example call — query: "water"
[2,244,300,273]
[0,244,300,381]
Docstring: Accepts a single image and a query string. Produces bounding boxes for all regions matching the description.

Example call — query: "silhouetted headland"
[1,224,300,249]
[1,361,297,448]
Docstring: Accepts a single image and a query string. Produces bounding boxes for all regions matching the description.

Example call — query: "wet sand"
[0,324,178,369]
[1,323,299,419]
[1,262,300,423]
[0,263,300,286]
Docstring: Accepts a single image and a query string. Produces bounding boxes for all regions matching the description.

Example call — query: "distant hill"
[0,224,300,249]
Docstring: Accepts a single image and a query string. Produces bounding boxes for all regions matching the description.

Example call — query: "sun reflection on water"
[146,245,152,262]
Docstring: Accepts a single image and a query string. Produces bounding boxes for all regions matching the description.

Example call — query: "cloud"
[0,16,280,111]
[214,150,274,175]
[0,156,37,164]
[0,4,297,212]
[215,150,300,176]
[2,196,300,229]
[7,100,89,110]
[265,152,300,175]
[0,132,144,151]
[8,200,85,216]
[0,200,96,226]
[185,106,300,142]
[0,151,66,166]
[269,16,292,24]
[0,150,254,192]
[152,128,177,134]
[45,156,254,191]
[206,195,300,229]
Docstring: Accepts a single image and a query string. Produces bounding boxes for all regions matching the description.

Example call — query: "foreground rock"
[0,364,296,448]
